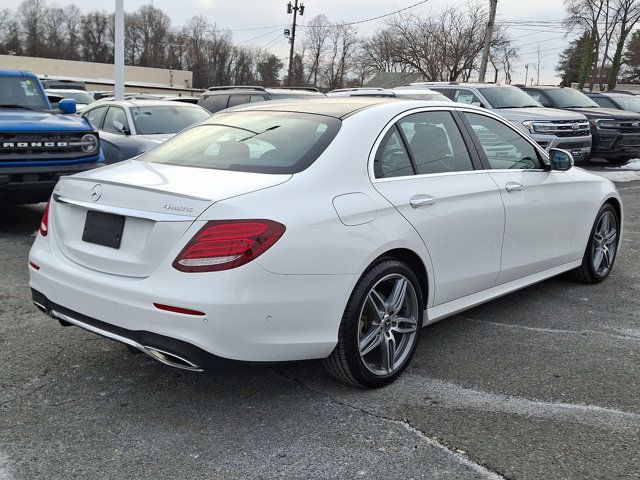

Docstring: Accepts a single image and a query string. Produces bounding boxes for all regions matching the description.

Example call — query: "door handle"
[505,182,524,193]
[409,194,437,208]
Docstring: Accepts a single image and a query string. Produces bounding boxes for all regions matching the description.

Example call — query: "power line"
[300,0,431,28]
[237,28,285,45]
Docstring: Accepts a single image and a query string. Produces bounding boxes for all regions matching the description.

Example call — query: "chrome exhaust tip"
[141,346,203,372]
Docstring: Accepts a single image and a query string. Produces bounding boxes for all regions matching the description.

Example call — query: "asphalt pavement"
[0,169,638,480]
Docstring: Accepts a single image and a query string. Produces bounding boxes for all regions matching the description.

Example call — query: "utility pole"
[477,0,498,83]
[114,0,125,100]
[286,0,305,86]
[524,64,529,86]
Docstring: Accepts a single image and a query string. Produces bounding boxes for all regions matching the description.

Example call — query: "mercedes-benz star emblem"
[90,184,102,202]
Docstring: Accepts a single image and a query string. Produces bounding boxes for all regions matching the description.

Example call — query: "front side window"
[374,126,414,178]
[399,111,473,174]
[144,111,340,174]
[102,107,129,134]
[85,106,107,129]
[464,112,542,170]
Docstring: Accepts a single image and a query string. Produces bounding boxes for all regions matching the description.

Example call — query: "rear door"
[460,110,579,284]
[371,109,505,306]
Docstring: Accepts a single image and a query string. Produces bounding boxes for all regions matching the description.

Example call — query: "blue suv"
[0,70,104,204]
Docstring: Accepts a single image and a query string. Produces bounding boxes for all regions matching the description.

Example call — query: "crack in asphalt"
[271,367,508,480]
[466,317,640,343]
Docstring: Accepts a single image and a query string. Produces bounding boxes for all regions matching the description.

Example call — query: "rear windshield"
[130,105,210,134]
[144,111,341,174]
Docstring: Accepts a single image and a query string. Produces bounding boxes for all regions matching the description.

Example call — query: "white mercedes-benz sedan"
[29,98,622,388]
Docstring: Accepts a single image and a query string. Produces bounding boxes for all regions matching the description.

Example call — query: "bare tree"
[384,4,489,82]
[80,11,113,63]
[322,24,358,90]
[607,0,640,89]
[302,15,331,86]
[564,0,607,90]
[20,0,47,57]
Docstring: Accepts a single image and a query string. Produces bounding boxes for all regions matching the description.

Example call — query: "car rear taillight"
[39,199,50,236]
[173,220,286,272]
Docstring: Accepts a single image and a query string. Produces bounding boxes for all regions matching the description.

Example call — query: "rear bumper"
[28,233,357,365]
[0,157,104,203]
[32,290,230,370]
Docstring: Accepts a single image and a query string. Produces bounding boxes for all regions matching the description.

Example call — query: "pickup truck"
[0,70,104,204]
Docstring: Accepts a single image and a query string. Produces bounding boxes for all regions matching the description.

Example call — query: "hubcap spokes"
[592,211,617,276]
[358,274,418,376]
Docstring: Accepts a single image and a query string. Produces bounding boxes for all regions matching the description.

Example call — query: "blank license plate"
[82,210,125,249]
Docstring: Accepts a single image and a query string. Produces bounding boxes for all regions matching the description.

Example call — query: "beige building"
[0,54,201,96]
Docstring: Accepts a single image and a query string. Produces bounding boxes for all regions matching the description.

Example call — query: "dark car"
[197,86,325,113]
[584,91,640,114]
[520,85,640,165]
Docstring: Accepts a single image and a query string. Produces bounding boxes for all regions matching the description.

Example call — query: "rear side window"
[398,111,473,174]
[374,126,414,178]
[199,94,229,113]
[228,95,250,107]
[144,111,341,174]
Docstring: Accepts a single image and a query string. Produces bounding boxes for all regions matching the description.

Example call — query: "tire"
[324,258,423,388]
[569,203,619,283]
[605,157,631,166]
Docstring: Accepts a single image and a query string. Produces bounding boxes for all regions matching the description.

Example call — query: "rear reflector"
[29,261,40,270]
[39,199,50,236]
[153,303,205,316]
[173,219,286,272]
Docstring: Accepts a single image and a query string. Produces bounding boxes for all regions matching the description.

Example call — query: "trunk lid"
[51,160,291,277]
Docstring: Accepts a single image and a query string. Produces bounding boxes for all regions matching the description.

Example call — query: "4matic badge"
[163,203,194,213]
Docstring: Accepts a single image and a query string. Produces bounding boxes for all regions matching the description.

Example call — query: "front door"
[461,111,578,284]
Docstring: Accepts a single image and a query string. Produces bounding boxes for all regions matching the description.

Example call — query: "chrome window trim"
[53,194,196,222]
[368,106,551,183]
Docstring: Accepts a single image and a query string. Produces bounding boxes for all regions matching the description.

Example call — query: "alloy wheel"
[592,210,618,276]
[357,273,419,376]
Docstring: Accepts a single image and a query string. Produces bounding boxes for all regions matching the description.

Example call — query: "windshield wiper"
[0,104,39,110]
[564,105,595,108]
[239,125,281,141]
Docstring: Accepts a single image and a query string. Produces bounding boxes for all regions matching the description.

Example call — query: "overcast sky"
[6,0,572,84]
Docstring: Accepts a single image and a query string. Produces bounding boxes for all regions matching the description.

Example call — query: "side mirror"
[112,120,129,134]
[549,148,574,171]
[58,98,77,114]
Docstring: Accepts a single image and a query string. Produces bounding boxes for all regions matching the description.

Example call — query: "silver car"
[81,99,211,164]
